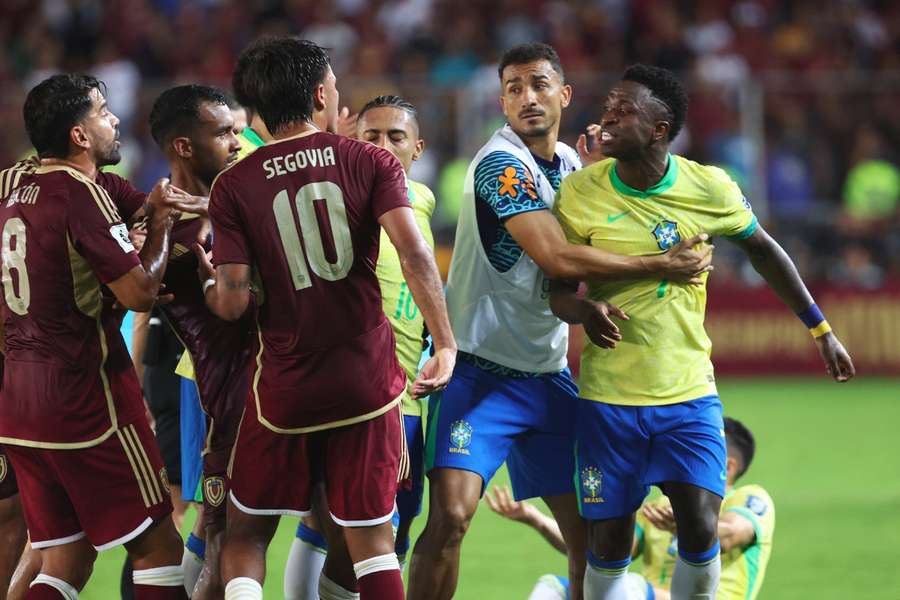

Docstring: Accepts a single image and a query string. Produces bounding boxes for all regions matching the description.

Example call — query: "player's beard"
[96,138,121,168]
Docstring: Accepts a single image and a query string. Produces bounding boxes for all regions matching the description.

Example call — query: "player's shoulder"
[475,149,526,176]
[729,484,774,517]
[409,180,436,215]
[36,165,120,222]
[673,154,740,196]
[558,157,613,202]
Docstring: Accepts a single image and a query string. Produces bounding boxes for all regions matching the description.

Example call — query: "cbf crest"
[449,420,473,455]
[204,476,226,507]
[581,466,604,504]
[652,220,681,250]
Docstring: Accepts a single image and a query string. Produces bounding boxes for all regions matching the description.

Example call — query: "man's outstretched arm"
[729,225,855,382]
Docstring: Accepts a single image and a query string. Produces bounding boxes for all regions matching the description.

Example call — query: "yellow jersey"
[554,155,756,405]
[635,485,775,600]
[377,180,436,416]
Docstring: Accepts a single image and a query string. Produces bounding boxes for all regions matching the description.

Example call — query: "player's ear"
[653,120,670,144]
[172,136,193,159]
[412,138,425,162]
[560,83,572,108]
[312,83,327,113]
[69,124,90,152]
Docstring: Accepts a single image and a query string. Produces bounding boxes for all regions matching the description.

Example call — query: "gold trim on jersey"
[397,405,410,483]
[117,424,163,507]
[226,409,246,479]
[0,159,38,199]
[67,235,103,318]
[0,318,119,449]
[35,165,122,224]
[251,327,405,434]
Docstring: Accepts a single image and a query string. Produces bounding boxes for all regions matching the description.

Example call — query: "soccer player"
[147,84,249,600]
[198,37,455,600]
[636,418,773,600]
[281,94,437,600]
[407,43,712,600]
[550,64,853,600]
[0,74,187,599]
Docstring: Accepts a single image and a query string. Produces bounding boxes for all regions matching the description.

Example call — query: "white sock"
[318,573,360,600]
[224,576,263,600]
[624,572,652,600]
[584,564,630,600]
[352,553,400,579]
[670,554,720,600]
[284,536,327,600]
[181,548,204,595]
[133,565,184,587]
[31,574,78,600]
[528,574,568,600]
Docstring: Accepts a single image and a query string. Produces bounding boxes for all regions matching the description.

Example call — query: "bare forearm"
[742,233,814,312]
[204,273,250,322]
[131,311,150,383]
[523,510,567,555]
[549,288,590,324]
[137,210,173,296]
[548,245,663,282]
[400,243,456,351]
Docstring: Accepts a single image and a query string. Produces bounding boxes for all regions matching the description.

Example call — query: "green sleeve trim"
[726,215,758,241]
[726,506,764,546]
[634,523,645,557]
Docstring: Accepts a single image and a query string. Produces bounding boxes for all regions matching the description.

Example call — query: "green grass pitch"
[79,377,899,598]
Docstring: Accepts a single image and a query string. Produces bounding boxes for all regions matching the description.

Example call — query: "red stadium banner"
[567,283,900,377]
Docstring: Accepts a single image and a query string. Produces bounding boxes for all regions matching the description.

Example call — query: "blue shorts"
[179,377,206,503]
[576,395,726,520]
[396,414,425,520]
[425,360,578,500]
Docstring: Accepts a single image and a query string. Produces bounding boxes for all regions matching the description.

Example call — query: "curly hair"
[724,417,756,479]
[622,64,688,140]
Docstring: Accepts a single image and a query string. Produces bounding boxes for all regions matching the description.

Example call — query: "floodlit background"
[1,0,898,598]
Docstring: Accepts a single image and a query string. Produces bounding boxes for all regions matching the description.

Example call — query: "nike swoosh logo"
[607,211,631,222]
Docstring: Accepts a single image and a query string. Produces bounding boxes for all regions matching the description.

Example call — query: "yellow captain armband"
[809,321,832,338]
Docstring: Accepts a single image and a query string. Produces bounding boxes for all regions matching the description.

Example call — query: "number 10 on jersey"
[273,181,354,290]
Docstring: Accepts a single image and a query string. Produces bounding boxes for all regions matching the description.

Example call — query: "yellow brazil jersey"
[236,126,266,161]
[719,484,775,600]
[377,179,436,416]
[635,496,678,587]
[554,155,756,406]
[635,485,774,600]
[174,126,268,382]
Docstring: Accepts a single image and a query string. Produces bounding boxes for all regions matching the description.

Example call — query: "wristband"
[809,321,832,338]
[202,278,216,294]
[797,303,830,338]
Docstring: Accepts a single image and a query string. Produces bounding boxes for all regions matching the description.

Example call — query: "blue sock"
[295,522,328,551]
[185,533,206,561]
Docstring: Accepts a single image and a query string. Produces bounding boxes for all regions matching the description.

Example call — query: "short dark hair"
[498,43,564,82]
[149,85,230,149]
[232,36,331,135]
[622,64,688,140]
[358,95,419,130]
[23,74,106,159]
[724,417,756,480]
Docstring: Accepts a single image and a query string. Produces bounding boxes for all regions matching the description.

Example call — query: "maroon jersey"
[0,162,143,447]
[209,131,409,432]
[158,213,253,450]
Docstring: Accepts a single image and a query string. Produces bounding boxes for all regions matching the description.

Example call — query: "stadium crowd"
[1,0,899,283]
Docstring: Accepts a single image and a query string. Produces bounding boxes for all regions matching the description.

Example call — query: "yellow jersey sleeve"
[377,180,435,416]
[699,165,757,240]
[634,497,678,588]
[554,173,591,245]
[723,484,775,543]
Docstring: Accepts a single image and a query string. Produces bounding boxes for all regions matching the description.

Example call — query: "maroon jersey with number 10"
[209,131,409,433]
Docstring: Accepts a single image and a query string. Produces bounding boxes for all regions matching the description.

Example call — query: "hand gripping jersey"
[555,155,757,406]
[209,131,409,433]
[445,124,581,373]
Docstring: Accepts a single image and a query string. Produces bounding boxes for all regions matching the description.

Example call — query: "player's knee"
[675,509,718,552]
[431,501,474,546]
[587,518,633,559]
